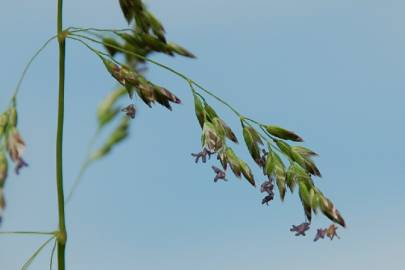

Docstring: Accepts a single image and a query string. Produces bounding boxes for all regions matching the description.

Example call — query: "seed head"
[261,194,274,205]
[6,128,25,163]
[290,222,311,236]
[15,158,28,175]
[122,104,136,119]
[211,166,226,182]
[0,112,8,137]
[313,228,326,242]
[261,178,274,205]
[191,148,214,163]
[260,178,274,194]
[0,151,7,184]
[325,224,340,240]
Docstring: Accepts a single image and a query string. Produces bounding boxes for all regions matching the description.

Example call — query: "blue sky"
[1,0,405,269]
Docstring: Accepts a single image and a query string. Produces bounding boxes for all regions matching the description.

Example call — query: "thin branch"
[21,236,55,270]
[67,37,105,61]
[49,239,57,270]
[67,27,134,34]
[11,35,57,101]
[65,158,93,204]
[65,127,101,204]
[0,231,55,236]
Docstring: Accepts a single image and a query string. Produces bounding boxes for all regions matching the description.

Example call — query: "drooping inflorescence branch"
[0,1,348,268]
[59,6,346,236]
[61,0,345,237]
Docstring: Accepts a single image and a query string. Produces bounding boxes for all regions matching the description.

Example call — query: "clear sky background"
[1,0,405,269]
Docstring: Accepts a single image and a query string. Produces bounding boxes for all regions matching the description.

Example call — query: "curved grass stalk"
[21,236,55,270]
[49,239,57,270]
[11,35,56,101]
[65,127,101,204]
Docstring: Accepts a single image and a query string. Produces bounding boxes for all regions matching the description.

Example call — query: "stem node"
[55,230,67,245]
[58,30,69,43]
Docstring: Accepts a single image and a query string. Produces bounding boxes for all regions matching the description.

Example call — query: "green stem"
[192,80,241,117]
[187,80,206,102]
[67,37,103,59]
[56,0,67,269]
[244,117,262,126]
